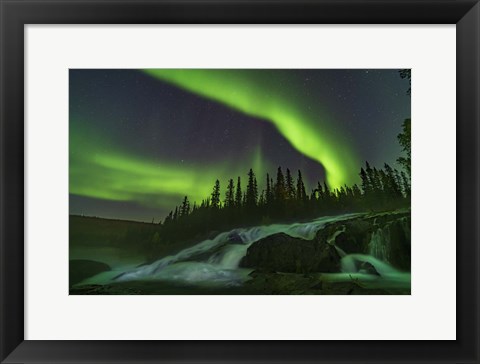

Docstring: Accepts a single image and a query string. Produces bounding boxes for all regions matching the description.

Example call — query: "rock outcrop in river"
[240,233,341,273]
[241,210,410,273]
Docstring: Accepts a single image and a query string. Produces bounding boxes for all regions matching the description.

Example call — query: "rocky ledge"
[240,210,411,274]
[243,271,410,295]
[240,233,341,273]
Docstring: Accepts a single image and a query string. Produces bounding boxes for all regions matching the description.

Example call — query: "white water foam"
[87,213,361,286]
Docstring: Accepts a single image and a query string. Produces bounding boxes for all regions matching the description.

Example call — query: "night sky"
[69,69,410,222]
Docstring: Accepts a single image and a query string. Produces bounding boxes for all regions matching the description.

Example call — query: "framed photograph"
[1,0,478,363]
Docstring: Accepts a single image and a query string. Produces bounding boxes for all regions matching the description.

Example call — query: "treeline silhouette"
[152,161,410,254]
[124,71,411,258]
[142,113,412,257]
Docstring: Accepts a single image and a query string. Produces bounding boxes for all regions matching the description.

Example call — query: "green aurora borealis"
[70,124,268,209]
[70,69,410,221]
[143,69,359,188]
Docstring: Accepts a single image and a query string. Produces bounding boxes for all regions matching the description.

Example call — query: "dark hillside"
[69,215,156,249]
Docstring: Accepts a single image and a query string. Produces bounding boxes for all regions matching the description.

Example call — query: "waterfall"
[341,254,397,276]
[109,213,362,286]
[334,253,411,289]
[368,225,391,262]
[326,225,347,257]
[73,212,411,293]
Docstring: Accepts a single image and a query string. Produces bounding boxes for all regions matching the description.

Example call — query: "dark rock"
[385,217,411,270]
[317,219,372,254]
[334,231,361,254]
[358,261,381,276]
[314,211,411,272]
[240,233,341,273]
[310,281,324,290]
[243,272,401,295]
[227,231,244,244]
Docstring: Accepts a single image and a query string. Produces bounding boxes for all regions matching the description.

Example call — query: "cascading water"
[79,213,361,287]
[77,212,410,290]
[368,226,391,262]
[327,225,347,257]
[332,253,411,289]
[320,218,411,290]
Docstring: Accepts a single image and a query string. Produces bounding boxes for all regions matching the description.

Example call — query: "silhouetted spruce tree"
[296,170,307,203]
[315,182,324,203]
[337,186,347,209]
[345,185,354,201]
[274,167,286,203]
[378,169,391,205]
[384,163,403,199]
[401,171,411,197]
[360,167,370,196]
[372,167,383,195]
[365,162,374,185]
[309,182,320,214]
[323,181,332,208]
[265,173,273,207]
[164,210,173,224]
[352,183,362,199]
[225,179,235,208]
[393,169,403,194]
[258,190,266,207]
[399,69,411,95]
[200,197,211,209]
[397,118,411,176]
[364,162,380,205]
[246,169,258,209]
[285,168,296,200]
[211,180,221,209]
[235,176,242,207]
[173,206,179,220]
[180,196,190,217]
[347,186,355,205]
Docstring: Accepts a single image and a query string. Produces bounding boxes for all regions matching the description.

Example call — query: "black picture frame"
[1,0,479,363]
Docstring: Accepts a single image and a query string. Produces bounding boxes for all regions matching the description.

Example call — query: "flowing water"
[77,212,411,291]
